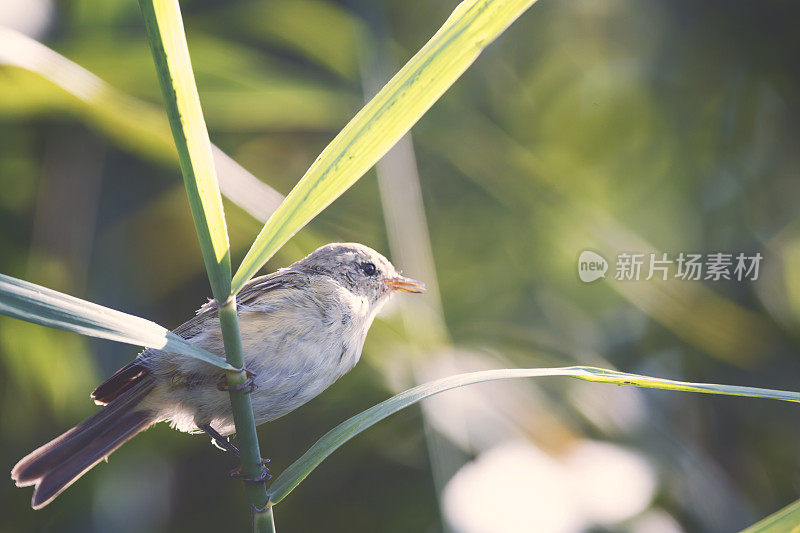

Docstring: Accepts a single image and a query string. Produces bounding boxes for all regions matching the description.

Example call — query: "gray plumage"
[12,243,423,509]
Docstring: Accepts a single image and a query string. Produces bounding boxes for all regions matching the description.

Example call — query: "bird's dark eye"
[361,262,377,276]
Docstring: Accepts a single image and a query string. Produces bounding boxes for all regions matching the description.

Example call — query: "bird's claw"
[199,423,240,457]
[217,369,257,394]
[230,458,271,483]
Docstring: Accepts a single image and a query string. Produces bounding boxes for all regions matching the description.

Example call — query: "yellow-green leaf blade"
[743,499,800,533]
[139,0,231,301]
[0,273,235,370]
[266,366,800,505]
[231,0,538,293]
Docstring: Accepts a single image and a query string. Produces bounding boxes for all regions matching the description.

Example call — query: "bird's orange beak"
[384,275,425,293]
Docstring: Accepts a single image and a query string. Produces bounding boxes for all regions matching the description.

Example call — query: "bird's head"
[292,243,424,305]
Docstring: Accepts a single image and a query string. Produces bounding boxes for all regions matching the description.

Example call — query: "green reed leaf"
[743,498,800,533]
[231,0,538,294]
[267,366,800,505]
[139,0,231,302]
[0,273,234,370]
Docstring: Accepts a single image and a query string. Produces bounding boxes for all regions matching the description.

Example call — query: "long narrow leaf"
[139,0,231,301]
[231,0,538,293]
[266,366,800,505]
[0,273,234,370]
[742,498,800,533]
[139,0,273,525]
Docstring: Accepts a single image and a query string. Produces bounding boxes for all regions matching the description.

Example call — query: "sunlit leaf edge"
[743,498,800,533]
[0,273,234,370]
[266,366,800,505]
[231,0,538,293]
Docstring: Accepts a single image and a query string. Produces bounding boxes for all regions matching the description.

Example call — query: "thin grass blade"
[742,499,800,533]
[266,366,800,505]
[139,0,231,301]
[138,0,272,519]
[0,273,234,370]
[231,0,538,293]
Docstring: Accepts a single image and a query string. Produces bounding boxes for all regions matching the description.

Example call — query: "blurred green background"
[2,0,800,531]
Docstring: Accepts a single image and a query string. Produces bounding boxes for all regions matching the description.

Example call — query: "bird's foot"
[217,369,257,394]
[199,424,240,457]
[230,458,272,483]
[199,424,270,483]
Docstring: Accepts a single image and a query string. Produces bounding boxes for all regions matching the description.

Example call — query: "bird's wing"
[170,270,301,339]
[90,358,151,405]
[174,270,309,336]
[235,269,309,309]
[92,270,308,404]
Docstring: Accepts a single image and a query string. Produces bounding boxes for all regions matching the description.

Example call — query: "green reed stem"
[138,0,273,529]
[218,300,273,530]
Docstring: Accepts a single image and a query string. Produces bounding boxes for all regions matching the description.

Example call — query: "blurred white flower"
[443,440,586,533]
[443,439,660,533]
[564,440,657,525]
[0,0,53,39]
[628,509,685,533]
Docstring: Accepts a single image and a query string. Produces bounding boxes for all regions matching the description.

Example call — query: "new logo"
[578,250,608,283]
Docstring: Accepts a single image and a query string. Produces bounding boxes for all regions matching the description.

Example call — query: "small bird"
[11,243,423,509]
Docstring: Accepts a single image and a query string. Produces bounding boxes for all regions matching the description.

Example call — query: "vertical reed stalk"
[219,300,275,531]
[138,0,273,528]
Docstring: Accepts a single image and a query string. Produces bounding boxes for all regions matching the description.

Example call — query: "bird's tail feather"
[11,377,156,509]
